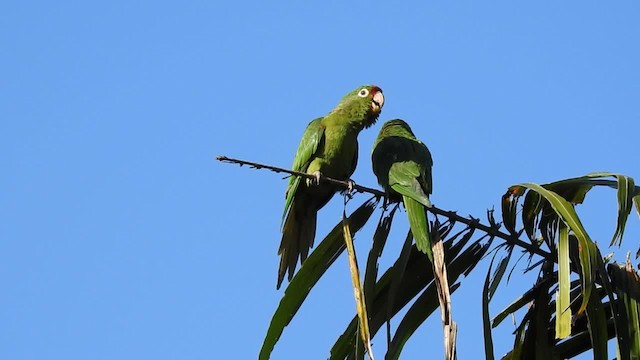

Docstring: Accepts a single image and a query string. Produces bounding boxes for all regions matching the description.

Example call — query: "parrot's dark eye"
[358,88,369,98]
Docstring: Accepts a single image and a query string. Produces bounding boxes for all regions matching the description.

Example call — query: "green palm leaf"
[482,252,511,360]
[511,183,597,314]
[386,239,487,359]
[556,222,571,339]
[260,197,378,360]
[330,226,482,359]
[364,208,396,324]
[608,262,640,359]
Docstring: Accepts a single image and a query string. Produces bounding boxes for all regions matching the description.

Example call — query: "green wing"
[388,139,432,207]
[373,133,432,205]
[389,161,432,207]
[414,139,433,200]
[384,137,433,260]
[282,117,325,225]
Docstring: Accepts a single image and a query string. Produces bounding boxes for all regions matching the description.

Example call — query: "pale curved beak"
[372,91,384,113]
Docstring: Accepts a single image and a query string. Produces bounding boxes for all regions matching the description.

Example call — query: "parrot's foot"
[307,171,323,186]
[382,195,391,210]
[341,179,357,199]
[346,179,356,194]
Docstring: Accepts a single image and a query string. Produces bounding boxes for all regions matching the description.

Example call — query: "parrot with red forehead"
[371,119,434,261]
[277,85,385,289]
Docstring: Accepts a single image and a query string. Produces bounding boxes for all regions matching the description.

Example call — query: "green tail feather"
[403,195,433,263]
[277,202,316,289]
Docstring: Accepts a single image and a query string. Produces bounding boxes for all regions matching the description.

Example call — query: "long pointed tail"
[403,195,433,263]
[277,204,317,289]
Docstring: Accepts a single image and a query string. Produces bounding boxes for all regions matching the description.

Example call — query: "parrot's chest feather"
[310,125,359,179]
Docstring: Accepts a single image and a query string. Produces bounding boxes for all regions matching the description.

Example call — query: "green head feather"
[374,119,418,144]
[329,85,384,129]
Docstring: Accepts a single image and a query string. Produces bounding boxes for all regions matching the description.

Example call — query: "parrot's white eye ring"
[358,88,369,98]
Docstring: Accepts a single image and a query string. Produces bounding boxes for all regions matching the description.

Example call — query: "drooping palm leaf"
[492,286,538,328]
[512,183,598,315]
[550,275,613,358]
[504,173,640,250]
[584,285,608,360]
[387,230,414,336]
[482,251,511,360]
[502,315,529,360]
[521,189,545,244]
[330,225,477,359]
[342,210,375,360]
[430,222,458,360]
[551,318,613,359]
[608,262,640,359]
[260,197,378,360]
[386,239,487,360]
[524,262,553,358]
[385,283,461,360]
[330,244,436,360]
[611,175,635,246]
[364,207,396,319]
[555,222,571,339]
[501,189,520,236]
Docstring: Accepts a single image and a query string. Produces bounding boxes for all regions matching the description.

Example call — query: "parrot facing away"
[371,119,434,261]
[278,85,385,289]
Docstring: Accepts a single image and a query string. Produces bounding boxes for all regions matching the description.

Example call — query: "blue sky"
[2,1,639,359]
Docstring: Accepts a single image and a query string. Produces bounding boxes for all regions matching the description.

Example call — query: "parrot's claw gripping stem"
[341,179,357,200]
[382,195,390,210]
[340,179,356,205]
[346,179,356,194]
[310,171,323,186]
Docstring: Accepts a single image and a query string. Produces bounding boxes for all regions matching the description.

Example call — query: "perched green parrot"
[371,119,434,261]
[278,85,385,289]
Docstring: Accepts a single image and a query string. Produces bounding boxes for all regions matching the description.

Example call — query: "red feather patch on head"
[370,85,382,95]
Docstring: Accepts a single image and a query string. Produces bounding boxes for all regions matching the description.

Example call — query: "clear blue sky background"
[2,2,639,359]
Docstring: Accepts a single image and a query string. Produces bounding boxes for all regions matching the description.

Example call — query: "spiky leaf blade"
[492,288,537,328]
[482,257,498,360]
[385,239,487,360]
[510,318,528,360]
[364,209,395,319]
[610,175,634,247]
[608,263,640,359]
[260,198,378,360]
[342,211,374,360]
[519,183,597,315]
[521,189,544,242]
[556,222,572,339]
[501,189,519,235]
[331,233,475,359]
[585,285,608,360]
[387,230,414,326]
[431,227,457,360]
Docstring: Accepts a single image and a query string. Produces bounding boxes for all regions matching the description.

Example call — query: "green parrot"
[371,119,434,261]
[278,85,385,289]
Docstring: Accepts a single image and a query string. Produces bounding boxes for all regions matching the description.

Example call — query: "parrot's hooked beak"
[371,91,384,114]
